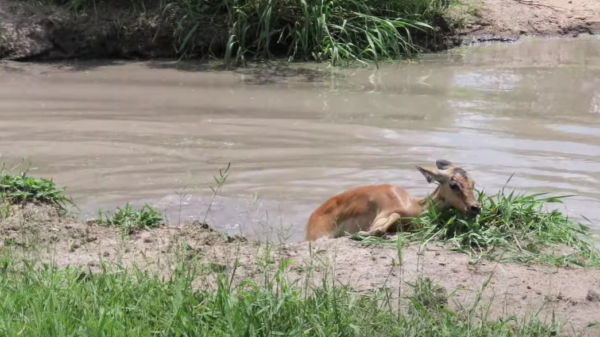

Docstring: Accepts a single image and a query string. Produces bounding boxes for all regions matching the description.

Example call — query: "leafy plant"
[0,162,73,213]
[96,203,163,234]
[411,187,600,267]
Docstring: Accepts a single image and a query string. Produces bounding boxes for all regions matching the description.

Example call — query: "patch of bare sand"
[2,204,600,336]
[455,0,600,40]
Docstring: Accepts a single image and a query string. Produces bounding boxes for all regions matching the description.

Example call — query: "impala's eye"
[449,181,461,192]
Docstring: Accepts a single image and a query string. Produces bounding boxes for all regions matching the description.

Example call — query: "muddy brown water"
[1,36,600,243]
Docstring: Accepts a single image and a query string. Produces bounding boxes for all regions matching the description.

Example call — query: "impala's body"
[305,160,481,241]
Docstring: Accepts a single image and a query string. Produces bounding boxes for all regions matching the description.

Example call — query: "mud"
[3,204,600,336]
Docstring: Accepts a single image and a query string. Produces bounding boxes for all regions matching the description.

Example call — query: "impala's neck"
[416,185,448,213]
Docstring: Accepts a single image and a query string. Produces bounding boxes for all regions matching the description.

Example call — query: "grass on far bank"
[355,184,600,268]
[0,251,568,337]
[172,0,450,67]
[33,0,455,66]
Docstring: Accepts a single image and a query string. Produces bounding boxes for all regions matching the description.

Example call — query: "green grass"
[180,0,445,65]
[355,185,600,267]
[96,203,163,234]
[0,163,73,213]
[34,0,455,66]
[0,255,567,337]
[172,0,450,66]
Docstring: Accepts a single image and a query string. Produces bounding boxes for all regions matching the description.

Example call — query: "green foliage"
[40,0,455,65]
[0,163,73,213]
[171,0,450,66]
[412,188,600,267]
[0,258,565,336]
[96,203,163,234]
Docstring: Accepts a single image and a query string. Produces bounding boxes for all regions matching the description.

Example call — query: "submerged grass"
[0,253,567,337]
[355,183,600,267]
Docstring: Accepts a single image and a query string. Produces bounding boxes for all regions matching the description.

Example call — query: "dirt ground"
[3,204,600,336]
[454,0,600,41]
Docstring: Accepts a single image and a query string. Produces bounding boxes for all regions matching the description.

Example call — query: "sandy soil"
[455,0,600,41]
[3,204,600,336]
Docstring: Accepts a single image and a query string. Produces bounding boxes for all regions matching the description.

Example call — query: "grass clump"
[412,188,600,267]
[0,255,566,336]
[0,163,73,213]
[96,203,163,234]
[170,0,450,66]
[352,181,600,267]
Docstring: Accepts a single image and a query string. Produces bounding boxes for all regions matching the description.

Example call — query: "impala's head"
[416,159,481,216]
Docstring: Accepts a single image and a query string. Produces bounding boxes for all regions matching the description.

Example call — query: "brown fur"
[305,160,480,241]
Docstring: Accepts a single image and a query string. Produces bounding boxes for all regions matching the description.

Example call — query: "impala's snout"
[468,204,481,216]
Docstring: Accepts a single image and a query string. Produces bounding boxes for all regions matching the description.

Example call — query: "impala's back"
[305,184,413,241]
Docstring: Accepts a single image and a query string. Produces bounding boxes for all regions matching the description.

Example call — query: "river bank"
[1,0,600,63]
[2,162,600,335]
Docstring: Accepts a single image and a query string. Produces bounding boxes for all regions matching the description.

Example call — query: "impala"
[305,160,481,241]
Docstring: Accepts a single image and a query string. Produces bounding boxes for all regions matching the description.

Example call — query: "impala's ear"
[416,166,449,184]
[436,159,454,171]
